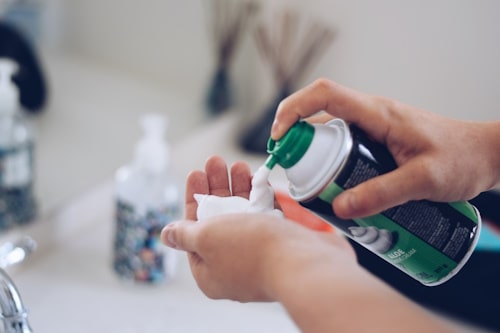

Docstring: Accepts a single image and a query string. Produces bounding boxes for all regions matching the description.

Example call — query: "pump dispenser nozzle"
[0,58,20,115]
[134,113,169,174]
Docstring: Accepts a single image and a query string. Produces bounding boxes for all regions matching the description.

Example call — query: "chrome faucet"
[0,236,35,333]
[0,268,32,333]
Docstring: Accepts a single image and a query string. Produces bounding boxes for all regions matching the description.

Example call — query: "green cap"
[265,121,315,169]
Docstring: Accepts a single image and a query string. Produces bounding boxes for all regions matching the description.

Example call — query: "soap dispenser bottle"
[0,58,37,230]
[113,114,181,284]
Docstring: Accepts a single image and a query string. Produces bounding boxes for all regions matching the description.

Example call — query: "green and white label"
[316,181,479,285]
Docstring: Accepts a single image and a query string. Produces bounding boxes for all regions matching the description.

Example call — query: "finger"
[185,170,209,220]
[304,111,334,124]
[161,220,199,252]
[271,79,390,142]
[205,156,231,197]
[230,161,252,199]
[333,161,431,218]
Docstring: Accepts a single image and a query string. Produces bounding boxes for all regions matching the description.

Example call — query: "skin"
[162,79,500,332]
[163,156,355,302]
[272,78,500,219]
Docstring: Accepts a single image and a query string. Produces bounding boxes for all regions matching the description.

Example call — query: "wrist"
[270,253,456,333]
[264,228,359,303]
[478,121,500,189]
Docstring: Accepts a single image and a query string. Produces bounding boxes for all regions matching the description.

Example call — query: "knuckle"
[371,95,403,120]
[411,160,444,200]
[311,77,334,92]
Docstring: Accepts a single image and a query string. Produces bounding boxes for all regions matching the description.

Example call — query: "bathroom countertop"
[8,111,298,332]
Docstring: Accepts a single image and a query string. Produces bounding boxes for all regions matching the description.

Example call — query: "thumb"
[161,220,199,252]
[333,163,428,218]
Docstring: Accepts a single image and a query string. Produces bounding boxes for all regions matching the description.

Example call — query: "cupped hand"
[272,78,500,218]
[161,156,354,302]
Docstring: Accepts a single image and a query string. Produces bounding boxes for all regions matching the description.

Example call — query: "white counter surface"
[2,52,297,332]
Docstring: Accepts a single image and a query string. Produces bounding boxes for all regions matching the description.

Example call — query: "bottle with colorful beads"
[113,114,181,284]
[0,58,37,231]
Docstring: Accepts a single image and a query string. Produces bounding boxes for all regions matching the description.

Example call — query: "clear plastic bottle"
[0,58,37,230]
[113,114,181,284]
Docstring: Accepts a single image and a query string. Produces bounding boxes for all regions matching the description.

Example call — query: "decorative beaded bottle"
[113,114,180,284]
[0,58,37,231]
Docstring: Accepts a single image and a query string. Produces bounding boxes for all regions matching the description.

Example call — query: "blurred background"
[1,0,499,332]
[3,0,499,211]
[57,0,500,121]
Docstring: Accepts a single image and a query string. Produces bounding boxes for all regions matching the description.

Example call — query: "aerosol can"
[265,119,481,286]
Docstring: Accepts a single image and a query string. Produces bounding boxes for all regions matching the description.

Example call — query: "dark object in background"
[240,87,290,153]
[353,190,500,332]
[205,0,258,115]
[240,10,334,153]
[206,66,232,115]
[0,21,47,113]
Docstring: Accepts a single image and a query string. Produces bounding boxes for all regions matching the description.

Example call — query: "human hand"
[161,156,354,302]
[271,78,500,218]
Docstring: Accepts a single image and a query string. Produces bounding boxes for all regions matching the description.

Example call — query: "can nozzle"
[264,154,278,169]
[266,121,315,169]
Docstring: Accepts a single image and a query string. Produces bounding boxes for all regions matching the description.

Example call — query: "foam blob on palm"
[195,166,283,220]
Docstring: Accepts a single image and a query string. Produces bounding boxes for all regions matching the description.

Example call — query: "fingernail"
[162,223,177,248]
[271,120,281,139]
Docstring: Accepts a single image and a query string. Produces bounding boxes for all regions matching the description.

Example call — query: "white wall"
[58,0,500,121]
[299,0,500,121]
[61,1,211,96]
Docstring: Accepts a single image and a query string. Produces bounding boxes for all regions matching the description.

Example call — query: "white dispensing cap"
[0,58,19,116]
[134,113,170,173]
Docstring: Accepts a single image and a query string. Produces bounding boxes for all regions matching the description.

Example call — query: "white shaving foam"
[195,165,283,220]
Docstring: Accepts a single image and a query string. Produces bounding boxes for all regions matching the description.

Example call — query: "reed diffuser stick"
[205,0,259,115]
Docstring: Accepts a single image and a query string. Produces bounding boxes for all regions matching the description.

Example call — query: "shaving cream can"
[266,119,481,286]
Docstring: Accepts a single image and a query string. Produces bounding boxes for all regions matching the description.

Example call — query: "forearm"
[274,259,455,333]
